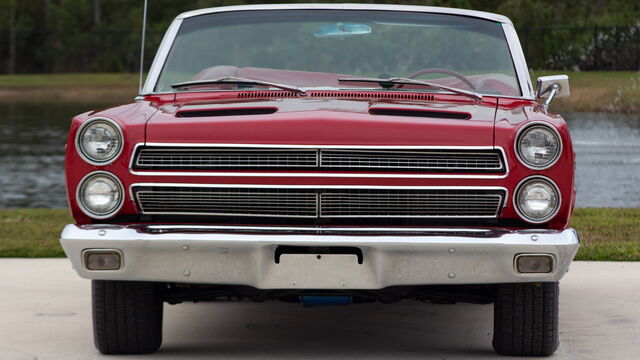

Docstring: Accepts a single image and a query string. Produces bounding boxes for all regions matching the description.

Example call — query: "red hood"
[145,95,497,146]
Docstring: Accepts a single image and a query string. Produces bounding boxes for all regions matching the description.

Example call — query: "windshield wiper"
[171,76,307,95]
[338,77,482,101]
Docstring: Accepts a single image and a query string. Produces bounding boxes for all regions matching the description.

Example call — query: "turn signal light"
[84,250,122,270]
[515,254,554,274]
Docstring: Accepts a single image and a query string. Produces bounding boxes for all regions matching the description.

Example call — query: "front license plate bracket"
[274,245,363,264]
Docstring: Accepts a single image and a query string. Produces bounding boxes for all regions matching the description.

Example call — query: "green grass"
[531,71,640,113]
[0,208,638,260]
[1,71,640,112]
[0,73,138,87]
[0,209,71,257]
[569,208,640,261]
[0,73,139,104]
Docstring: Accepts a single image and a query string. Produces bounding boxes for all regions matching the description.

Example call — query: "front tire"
[492,282,559,356]
[92,280,164,354]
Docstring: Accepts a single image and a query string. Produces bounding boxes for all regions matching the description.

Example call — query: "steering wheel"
[406,68,476,90]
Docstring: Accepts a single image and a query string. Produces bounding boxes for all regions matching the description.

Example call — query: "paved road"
[0,259,638,359]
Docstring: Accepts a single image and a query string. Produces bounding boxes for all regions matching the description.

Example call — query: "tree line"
[1,0,639,74]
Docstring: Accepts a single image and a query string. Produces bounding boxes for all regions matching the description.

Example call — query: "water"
[0,104,638,208]
[0,104,88,209]
[565,112,640,207]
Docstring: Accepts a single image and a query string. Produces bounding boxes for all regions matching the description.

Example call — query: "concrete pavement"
[0,259,638,359]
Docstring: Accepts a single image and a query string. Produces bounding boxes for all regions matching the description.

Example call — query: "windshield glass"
[155,10,521,96]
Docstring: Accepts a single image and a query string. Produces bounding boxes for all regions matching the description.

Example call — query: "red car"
[60,4,578,357]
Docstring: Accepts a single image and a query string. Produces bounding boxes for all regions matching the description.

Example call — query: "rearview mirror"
[314,23,372,37]
[536,75,570,111]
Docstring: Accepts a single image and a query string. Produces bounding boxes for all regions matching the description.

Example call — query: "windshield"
[155,10,521,96]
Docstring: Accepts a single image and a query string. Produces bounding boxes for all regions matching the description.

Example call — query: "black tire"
[492,282,559,357]
[92,280,164,354]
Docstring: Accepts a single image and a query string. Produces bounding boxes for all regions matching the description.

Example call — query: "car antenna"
[138,0,148,96]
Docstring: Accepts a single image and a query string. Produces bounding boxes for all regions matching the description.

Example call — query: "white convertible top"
[177,3,513,24]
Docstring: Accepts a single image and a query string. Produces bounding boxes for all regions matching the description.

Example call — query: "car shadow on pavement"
[154,300,502,359]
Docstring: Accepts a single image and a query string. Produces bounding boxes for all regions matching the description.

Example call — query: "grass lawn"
[0,73,138,87]
[0,73,139,104]
[532,70,640,113]
[0,209,71,257]
[0,208,638,261]
[1,71,639,112]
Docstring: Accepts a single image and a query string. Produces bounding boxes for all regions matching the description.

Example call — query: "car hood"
[145,96,497,146]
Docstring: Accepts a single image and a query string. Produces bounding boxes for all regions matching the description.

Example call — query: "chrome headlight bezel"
[76,171,124,219]
[75,117,124,165]
[513,176,562,224]
[514,122,562,170]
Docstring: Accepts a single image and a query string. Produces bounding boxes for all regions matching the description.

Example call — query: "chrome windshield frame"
[140,4,534,100]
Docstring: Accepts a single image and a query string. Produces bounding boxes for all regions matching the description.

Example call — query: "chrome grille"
[133,146,505,173]
[135,187,318,217]
[135,148,317,169]
[133,186,505,218]
[320,190,503,217]
[320,149,502,171]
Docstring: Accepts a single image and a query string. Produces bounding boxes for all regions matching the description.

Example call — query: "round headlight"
[515,124,561,169]
[77,172,124,219]
[514,177,561,223]
[77,118,123,164]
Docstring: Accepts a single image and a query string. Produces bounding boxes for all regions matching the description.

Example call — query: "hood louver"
[176,107,277,118]
[369,108,471,119]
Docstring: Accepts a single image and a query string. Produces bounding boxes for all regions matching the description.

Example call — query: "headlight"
[76,118,123,164]
[514,177,561,223]
[515,123,561,169]
[77,171,124,219]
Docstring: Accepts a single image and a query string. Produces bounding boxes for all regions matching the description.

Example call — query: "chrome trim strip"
[144,225,492,233]
[129,183,508,192]
[141,18,182,94]
[141,4,516,96]
[75,117,124,166]
[128,143,510,179]
[513,122,563,170]
[513,175,562,224]
[142,143,498,150]
[502,23,534,99]
[177,4,512,24]
[76,171,125,220]
[134,147,503,171]
[129,183,509,219]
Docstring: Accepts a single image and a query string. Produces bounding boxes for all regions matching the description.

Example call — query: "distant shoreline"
[0,71,638,113]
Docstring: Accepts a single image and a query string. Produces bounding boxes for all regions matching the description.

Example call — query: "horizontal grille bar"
[133,146,505,173]
[133,186,505,218]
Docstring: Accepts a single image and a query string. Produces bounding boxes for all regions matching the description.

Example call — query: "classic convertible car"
[60,4,578,356]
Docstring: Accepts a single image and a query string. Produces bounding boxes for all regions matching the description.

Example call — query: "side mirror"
[536,75,570,111]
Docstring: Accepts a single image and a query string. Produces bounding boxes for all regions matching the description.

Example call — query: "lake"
[0,103,638,208]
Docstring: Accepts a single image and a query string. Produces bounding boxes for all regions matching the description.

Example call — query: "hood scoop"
[369,107,471,120]
[176,107,277,118]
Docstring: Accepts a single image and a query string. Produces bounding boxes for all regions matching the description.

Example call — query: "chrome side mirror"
[536,75,570,111]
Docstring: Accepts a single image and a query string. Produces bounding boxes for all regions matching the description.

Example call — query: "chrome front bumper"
[60,225,579,289]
